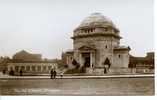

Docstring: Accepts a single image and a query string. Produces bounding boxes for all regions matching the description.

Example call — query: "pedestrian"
[9,69,14,76]
[2,69,6,74]
[60,72,63,78]
[20,69,23,76]
[104,67,107,74]
[50,69,54,79]
[53,70,57,79]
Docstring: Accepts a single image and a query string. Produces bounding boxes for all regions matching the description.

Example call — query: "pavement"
[0,72,154,79]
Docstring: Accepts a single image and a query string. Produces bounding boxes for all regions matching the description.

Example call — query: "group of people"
[7,69,23,76]
[50,69,64,79]
[50,69,57,79]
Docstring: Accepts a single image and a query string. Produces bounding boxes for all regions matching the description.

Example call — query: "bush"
[64,67,86,74]
[72,59,77,66]
[64,68,80,74]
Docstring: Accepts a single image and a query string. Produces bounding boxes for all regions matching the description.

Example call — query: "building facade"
[63,13,131,74]
[5,50,58,75]
[129,52,154,74]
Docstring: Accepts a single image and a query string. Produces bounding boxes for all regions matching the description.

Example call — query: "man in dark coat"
[20,69,23,76]
[104,67,107,74]
[53,70,57,79]
[9,69,14,76]
[50,69,54,79]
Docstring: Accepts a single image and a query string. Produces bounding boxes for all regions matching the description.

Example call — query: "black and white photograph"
[0,0,155,96]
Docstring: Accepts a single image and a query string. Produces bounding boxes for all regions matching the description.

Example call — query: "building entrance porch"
[82,52,90,67]
[79,51,95,69]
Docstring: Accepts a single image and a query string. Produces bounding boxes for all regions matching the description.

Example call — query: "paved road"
[0,77,154,95]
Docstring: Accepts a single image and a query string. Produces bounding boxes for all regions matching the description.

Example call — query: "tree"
[72,59,77,66]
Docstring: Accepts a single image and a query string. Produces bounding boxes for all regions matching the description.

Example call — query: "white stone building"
[7,61,57,75]
[6,50,58,75]
[63,13,131,74]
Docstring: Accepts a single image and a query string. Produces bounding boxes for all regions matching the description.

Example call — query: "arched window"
[48,66,52,70]
[32,66,36,71]
[43,66,46,71]
[21,66,25,70]
[26,66,30,71]
[15,66,19,72]
[37,66,41,71]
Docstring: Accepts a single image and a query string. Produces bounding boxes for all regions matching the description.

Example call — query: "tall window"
[15,66,19,72]
[32,66,36,71]
[37,66,41,72]
[48,66,52,70]
[43,66,46,71]
[26,66,30,71]
[21,66,25,71]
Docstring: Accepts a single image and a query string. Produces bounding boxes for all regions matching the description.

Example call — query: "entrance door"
[82,53,90,67]
[84,56,90,67]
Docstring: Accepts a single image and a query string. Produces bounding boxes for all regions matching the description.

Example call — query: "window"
[43,66,46,71]
[32,66,36,71]
[37,66,41,71]
[105,45,107,49]
[21,66,25,70]
[15,66,19,72]
[26,66,30,71]
[48,66,52,70]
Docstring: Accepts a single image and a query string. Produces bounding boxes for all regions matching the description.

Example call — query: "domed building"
[63,13,131,74]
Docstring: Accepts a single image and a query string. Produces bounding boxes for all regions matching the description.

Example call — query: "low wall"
[86,67,154,75]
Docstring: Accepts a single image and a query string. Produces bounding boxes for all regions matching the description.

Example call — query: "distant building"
[61,50,74,68]
[129,52,154,74]
[0,56,10,72]
[13,50,42,61]
[5,50,58,75]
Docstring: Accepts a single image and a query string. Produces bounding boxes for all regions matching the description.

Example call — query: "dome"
[72,13,121,39]
[76,13,117,29]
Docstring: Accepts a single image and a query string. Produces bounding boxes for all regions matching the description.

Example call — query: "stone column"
[90,52,93,68]
[66,56,69,65]
[79,53,82,66]
[24,66,26,71]
[41,65,43,73]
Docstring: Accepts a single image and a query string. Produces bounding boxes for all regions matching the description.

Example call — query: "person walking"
[53,70,57,79]
[9,69,14,76]
[20,69,23,76]
[104,67,107,74]
[2,69,6,74]
[50,69,54,79]
[60,72,63,79]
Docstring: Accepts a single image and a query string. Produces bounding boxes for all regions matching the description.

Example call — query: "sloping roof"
[12,50,42,61]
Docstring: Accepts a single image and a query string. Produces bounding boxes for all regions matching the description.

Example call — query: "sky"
[0,0,154,59]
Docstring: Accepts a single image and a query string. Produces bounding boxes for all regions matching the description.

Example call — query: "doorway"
[82,52,90,67]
